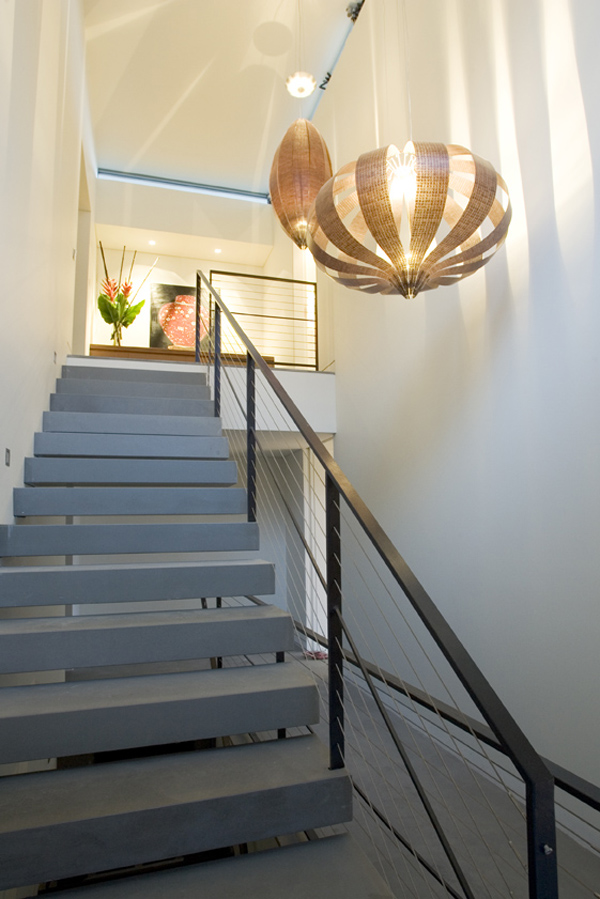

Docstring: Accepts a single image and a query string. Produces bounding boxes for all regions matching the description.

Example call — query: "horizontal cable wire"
[333,532,526,895]
[200,285,599,897]
[212,344,506,892]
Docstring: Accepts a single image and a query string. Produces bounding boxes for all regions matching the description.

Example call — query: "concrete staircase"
[0,360,393,898]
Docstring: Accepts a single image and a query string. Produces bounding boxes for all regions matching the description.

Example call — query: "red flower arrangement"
[97,242,157,346]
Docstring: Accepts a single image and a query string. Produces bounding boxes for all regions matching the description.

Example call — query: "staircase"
[0,360,393,898]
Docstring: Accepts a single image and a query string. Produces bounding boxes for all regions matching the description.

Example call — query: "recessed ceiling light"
[148,240,156,246]
[214,248,222,254]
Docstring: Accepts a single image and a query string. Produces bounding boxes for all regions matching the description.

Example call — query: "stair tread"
[0,559,275,607]
[14,486,247,516]
[49,394,213,417]
[55,378,210,399]
[0,734,347,829]
[62,363,207,386]
[0,521,259,556]
[0,604,289,639]
[41,835,394,899]
[33,432,229,459]
[42,411,222,436]
[0,661,315,718]
[0,736,352,889]
[0,604,294,676]
[24,457,238,485]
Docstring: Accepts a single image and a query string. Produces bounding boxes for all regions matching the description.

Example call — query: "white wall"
[0,0,92,524]
[313,0,600,784]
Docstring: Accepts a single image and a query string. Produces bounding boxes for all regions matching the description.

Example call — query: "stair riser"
[42,411,222,436]
[49,394,214,417]
[0,523,259,557]
[0,672,318,763]
[24,458,237,486]
[56,378,210,400]
[0,609,293,673]
[62,366,207,386]
[0,778,351,890]
[33,433,229,459]
[0,561,275,607]
[14,487,247,517]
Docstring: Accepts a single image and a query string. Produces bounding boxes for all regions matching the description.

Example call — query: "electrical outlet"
[5,448,10,467]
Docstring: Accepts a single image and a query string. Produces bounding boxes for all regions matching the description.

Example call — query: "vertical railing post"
[246,353,256,523]
[326,473,344,770]
[214,303,221,418]
[526,778,559,899]
[195,272,201,364]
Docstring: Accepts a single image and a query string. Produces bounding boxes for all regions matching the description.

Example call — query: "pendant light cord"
[400,0,413,143]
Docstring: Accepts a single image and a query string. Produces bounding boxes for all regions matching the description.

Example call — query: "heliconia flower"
[101,277,119,301]
[121,281,133,298]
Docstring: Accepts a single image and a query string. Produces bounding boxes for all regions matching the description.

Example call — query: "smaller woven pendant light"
[269,119,333,250]
[307,141,511,298]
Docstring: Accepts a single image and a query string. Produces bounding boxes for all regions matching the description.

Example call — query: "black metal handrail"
[196,269,559,899]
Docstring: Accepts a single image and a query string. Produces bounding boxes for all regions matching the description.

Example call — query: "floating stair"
[0,358,389,898]
[0,736,351,891]
[38,834,394,899]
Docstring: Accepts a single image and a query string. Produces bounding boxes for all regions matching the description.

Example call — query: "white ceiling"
[83,0,356,196]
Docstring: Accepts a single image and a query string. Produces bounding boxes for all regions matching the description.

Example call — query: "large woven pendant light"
[307,141,511,298]
[269,118,333,250]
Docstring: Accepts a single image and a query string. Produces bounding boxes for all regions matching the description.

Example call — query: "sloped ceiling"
[83,0,354,196]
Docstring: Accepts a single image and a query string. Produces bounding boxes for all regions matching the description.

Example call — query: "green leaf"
[115,293,127,318]
[98,294,118,324]
[122,299,145,328]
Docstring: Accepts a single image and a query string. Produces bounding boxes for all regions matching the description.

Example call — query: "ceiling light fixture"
[286,0,316,99]
[307,142,511,299]
[306,0,511,298]
[214,248,222,254]
[270,119,332,249]
[286,71,316,98]
[148,240,156,246]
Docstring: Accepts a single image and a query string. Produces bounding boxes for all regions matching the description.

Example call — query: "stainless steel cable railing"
[194,269,600,898]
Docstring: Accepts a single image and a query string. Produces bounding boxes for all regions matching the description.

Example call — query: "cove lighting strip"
[97,168,271,205]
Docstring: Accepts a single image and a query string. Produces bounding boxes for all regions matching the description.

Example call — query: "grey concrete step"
[62,365,207,386]
[49,393,214,417]
[0,662,318,763]
[24,457,237,485]
[0,606,294,674]
[39,835,394,899]
[43,411,222,436]
[0,560,275,608]
[56,377,210,400]
[0,734,352,890]
[14,486,246,517]
[0,521,259,557]
[33,432,229,459]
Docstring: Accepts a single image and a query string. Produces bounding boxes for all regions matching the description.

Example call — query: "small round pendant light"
[286,71,317,98]
[307,141,511,298]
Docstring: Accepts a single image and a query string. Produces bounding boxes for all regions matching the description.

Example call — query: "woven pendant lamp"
[269,119,333,250]
[307,141,511,298]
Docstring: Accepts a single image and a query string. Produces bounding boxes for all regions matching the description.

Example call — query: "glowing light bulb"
[286,72,317,98]
[388,144,417,203]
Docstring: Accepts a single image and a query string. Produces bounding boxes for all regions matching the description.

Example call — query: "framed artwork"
[150,283,209,349]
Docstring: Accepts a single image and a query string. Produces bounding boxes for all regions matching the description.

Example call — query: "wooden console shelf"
[89,345,275,366]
